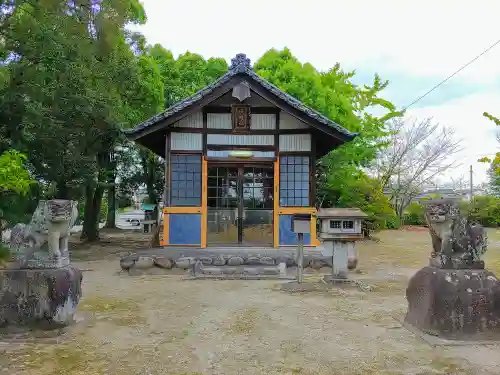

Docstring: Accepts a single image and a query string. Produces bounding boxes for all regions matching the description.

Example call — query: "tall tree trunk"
[80,185,94,241]
[80,184,105,242]
[105,185,116,229]
[55,181,70,200]
[104,151,117,228]
[81,151,110,241]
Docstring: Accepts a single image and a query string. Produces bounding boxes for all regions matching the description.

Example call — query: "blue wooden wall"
[278,214,311,246]
[169,213,201,245]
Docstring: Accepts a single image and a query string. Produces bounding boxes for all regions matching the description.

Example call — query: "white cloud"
[132,0,500,183]
[135,0,500,82]
[408,92,500,183]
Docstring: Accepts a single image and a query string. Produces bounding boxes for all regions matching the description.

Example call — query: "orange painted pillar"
[201,156,208,248]
[273,157,280,248]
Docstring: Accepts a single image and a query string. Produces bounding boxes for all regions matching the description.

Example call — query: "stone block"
[0,267,82,329]
[309,259,326,270]
[243,268,259,275]
[221,267,238,274]
[227,256,244,266]
[134,256,154,269]
[175,257,196,269]
[153,257,173,269]
[405,266,500,338]
[262,267,279,275]
[199,257,213,265]
[276,256,295,267]
[260,256,275,266]
[201,267,222,275]
[212,256,226,266]
[120,255,137,270]
[246,257,261,265]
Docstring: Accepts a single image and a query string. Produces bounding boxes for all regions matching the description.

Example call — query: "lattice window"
[342,220,354,229]
[330,220,341,229]
[279,155,310,207]
[170,154,202,206]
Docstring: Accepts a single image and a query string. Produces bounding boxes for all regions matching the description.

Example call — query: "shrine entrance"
[206,164,274,246]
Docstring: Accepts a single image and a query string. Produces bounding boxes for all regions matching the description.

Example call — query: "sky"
[131,0,500,184]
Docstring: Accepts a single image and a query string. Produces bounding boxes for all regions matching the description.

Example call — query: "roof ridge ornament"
[229,53,251,73]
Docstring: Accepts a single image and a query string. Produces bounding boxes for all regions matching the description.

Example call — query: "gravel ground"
[1,229,500,375]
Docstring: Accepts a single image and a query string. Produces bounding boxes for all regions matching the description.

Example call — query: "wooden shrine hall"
[124,53,357,249]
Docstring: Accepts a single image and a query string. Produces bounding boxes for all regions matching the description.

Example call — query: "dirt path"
[1,229,500,375]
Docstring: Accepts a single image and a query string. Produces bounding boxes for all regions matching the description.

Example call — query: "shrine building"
[124,53,357,248]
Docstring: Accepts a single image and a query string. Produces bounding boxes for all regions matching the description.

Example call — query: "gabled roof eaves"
[125,53,357,140]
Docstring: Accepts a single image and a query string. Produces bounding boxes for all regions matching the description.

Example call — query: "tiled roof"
[125,53,357,139]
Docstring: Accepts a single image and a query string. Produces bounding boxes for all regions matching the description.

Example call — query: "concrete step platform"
[188,262,294,280]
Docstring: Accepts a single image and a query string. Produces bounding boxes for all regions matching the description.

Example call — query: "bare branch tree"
[441,175,469,191]
[371,117,462,219]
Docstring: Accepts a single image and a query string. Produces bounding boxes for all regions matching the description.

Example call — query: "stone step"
[199,265,283,276]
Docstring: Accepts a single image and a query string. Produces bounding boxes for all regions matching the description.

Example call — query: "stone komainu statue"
[8,199,78,268]
[424,198,487,268]
[404,198,500,339]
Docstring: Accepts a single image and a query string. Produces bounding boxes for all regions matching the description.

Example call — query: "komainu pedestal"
[1,199,83,330]
[405,266,500,338]
[0,267,83,329]
[404,198,500,339]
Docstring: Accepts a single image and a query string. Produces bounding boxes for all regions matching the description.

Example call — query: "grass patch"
[428,356,475,374]
[79,296,140,313]
[359,228,500,274]
[79,296,146,326]
[357,230,428,271]
[372,280,407,295]
[6,343,110,375]
[228,307,260,334]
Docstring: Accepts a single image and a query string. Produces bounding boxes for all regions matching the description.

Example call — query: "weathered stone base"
[10,249,71,270]
[405,266,500,339]
[25,255,70,269]
[429,255,485,270]
[0,266,83,330]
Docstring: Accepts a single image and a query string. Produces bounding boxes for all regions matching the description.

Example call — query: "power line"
[402,37,500,111]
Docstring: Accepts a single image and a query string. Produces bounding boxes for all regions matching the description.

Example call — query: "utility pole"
[469,165,473,201]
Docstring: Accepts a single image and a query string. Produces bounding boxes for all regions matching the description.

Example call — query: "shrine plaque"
[231,105,251,132]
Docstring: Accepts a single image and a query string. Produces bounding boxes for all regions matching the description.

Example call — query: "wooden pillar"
[201,155,208,248]
[161,132,171,246]
[273,156,280,248]
[274,110,280,248]
[164,132,171,206]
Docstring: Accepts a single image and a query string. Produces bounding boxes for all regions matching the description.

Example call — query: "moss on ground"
[78,296,146,326]
[228,307,260,334]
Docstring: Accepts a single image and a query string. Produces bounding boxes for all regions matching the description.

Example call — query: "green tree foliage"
[403,202,426,226]
[0,149,36,249]
[253,48,401,223]
[0,0,165,240]
[148,45,228,107]
[335,174,394,229]
[481,112,500,195]
[117,46,228,209]
[0,150,33,195]
[462,196,500,228]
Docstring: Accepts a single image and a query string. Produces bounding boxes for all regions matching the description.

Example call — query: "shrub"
[462,196,500,227]
[0,243,10,262]
[385,214,401,229]
[404,202,426,226]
